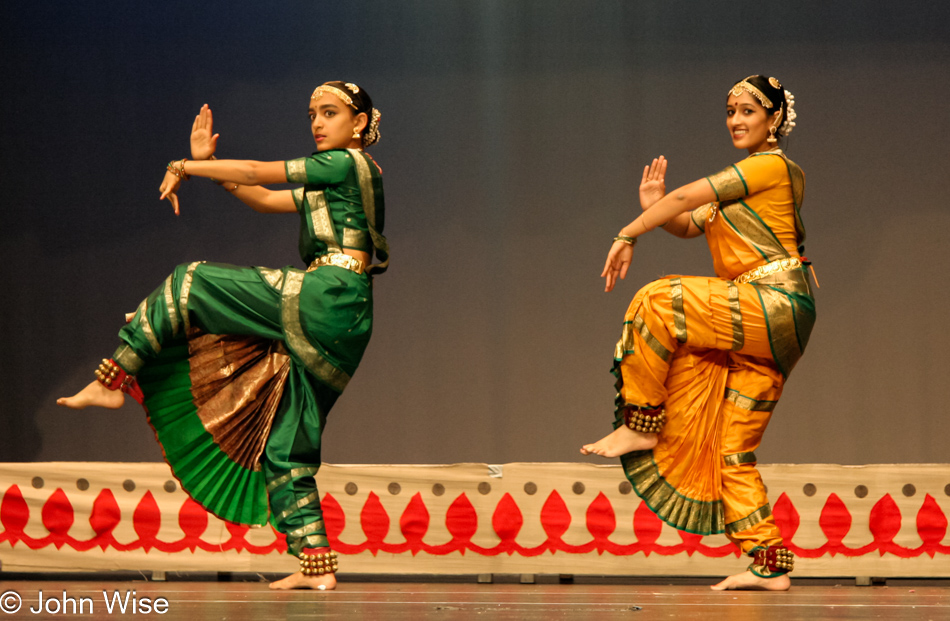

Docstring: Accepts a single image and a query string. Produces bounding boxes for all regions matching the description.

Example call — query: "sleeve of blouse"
[690,203,717,232]
[290,187,305,213]
[284,151,351,186]
[704,154,786,202]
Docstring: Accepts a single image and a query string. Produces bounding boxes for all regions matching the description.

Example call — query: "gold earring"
[352,127,361,140]
[767,126,778,144]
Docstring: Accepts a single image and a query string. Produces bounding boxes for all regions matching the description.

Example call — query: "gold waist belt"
[734,257,804,284]
[307,253,365,275]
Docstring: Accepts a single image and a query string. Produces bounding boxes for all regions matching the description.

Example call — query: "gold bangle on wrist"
[613,233,637,246]
[177,158,191,180]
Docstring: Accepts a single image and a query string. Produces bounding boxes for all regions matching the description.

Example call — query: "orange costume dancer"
[583,75,814,590]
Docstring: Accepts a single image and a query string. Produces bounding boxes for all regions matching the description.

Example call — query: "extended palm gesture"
[190,104,219,161]
[639,156,667,211]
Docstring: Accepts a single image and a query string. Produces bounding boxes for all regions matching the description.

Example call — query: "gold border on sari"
[349,149,376,225]
[622,451,725,535]
[285,159,308,184]
[669,278,687,343]
[723,451,758,466]
[133,298,162,355]
[298,533,330,551]
[162,275,180,338]
[753,285,805,378]
[727,280,744,351]
[257,267,286,292]
[726,504,772,535]
[288,518,326,540]
[276,490,322,521]
[281,270,351,392]
[706,166,747,202]
[725,388,777,412]
[342,227,368,249]
[113,344,145,375]
[719,202,790,263]
[305,191,341,252]
[266,466,320,493]
[291,186,305,209]
[690,203,714,232]
[179,261,204,333]
[633,314,672,362]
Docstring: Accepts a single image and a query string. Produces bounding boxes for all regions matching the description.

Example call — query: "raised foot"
[57,380,125,410]
[710,570,790,591]
[580,425,657,458]
[269,571,337,591]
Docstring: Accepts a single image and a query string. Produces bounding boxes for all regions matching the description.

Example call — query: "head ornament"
[311,84,358,110]
[729,76,774,109]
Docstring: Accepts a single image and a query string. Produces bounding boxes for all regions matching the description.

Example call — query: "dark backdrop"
[2,1,948,466]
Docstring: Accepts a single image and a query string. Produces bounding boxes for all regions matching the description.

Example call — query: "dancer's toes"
[57,380,125,410]
[580,426,657,459]
[269,571,336,591]
[710,570,790,591]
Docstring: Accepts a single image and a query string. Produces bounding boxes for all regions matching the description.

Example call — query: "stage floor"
[1,579,947,620]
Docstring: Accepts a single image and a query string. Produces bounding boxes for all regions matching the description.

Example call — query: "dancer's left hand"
[159,170,182,215]
[602,240,634,292]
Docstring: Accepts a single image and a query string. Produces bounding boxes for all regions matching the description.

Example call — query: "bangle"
[177,158,191,180]
[613,234,637,246]
[166,161,181,178]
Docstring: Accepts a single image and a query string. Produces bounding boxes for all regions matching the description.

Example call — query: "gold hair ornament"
[311,85,358,110]
[729,76,773,109]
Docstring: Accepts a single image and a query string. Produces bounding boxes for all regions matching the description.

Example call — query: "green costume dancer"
[60,81,387,590]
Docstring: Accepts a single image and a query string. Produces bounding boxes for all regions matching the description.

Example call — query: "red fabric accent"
[444,493,478,545]
[132,491,162,551]
[491,493,523,554]
[633,501,663,552]
[0,485,29,544]
[818,493,851,553]
[178,497,209,550]
[359,492,390,555]
[772,492,800,541]
[41,488,74,549]
[540,491,571,541]
[88,489,121,551]
[916,495,950,558]
[399,493,430,555]
[585,492,617,551]
[1,485,948,562]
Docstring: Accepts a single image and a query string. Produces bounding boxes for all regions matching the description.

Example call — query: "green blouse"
[284,149,386,267]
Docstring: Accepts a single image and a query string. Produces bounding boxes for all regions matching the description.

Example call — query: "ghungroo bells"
[750,545,795,577]
[95,359,122,389]
[622,405,666,434]
[299,551,339,576]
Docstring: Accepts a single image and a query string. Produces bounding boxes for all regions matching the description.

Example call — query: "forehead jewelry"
[311,85,358,110]
[729,75,773,109]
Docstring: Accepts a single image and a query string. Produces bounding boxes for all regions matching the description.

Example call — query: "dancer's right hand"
[190,104,219,161]
[159,169,182,215]
[639,156,667,211]
[601,240,634,293]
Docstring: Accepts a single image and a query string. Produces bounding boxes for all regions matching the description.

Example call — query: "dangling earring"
[767,125,778,144]
[352,127,362,140]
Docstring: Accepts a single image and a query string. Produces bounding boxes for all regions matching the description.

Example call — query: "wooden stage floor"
[0,578,947,620]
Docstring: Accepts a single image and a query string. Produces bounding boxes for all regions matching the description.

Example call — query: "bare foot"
[269,571,336,591]
[710,570,790,591]
[580,425,657,458]
[57,380,125,410]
